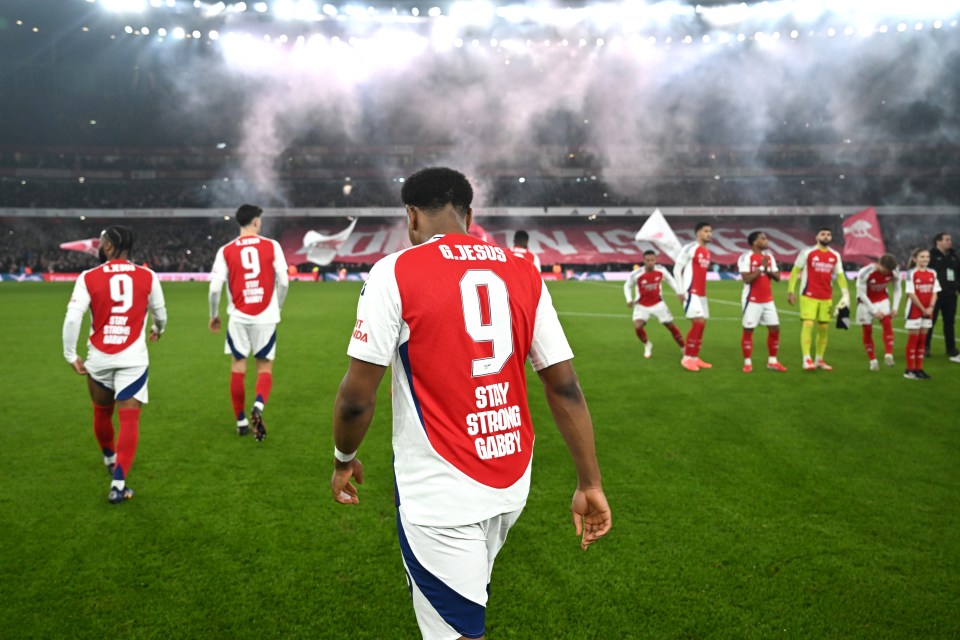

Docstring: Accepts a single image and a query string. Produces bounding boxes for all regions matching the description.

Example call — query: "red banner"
[842,207,886,262]
[278,218,817,266]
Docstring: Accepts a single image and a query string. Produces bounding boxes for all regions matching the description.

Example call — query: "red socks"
[741,330,753,360]
[255,372,273,408]
[668,324,684,347]
[862,325,876,360]
[114,408,140,481]
[767,328,780,359]
[880,316,894,355]
[906,333,926,370]
[231,371,246,420]
[684,322,705,358]
[93,403,116,455]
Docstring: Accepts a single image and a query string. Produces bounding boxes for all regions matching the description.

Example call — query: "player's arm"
[331,357,386,504]
[659,266,681,296]
[855,268,877,315]
[891,270,903,316]
[208,247,227,331]
[835,259,850,308]
[530,283,610,550]
[672,247,691,299]
[739,253,760,284]
[331,257,402,505]
[537,361,611,551]
[62,274,90,374]
[273,240,290,309]
[623,272,637,305]
[767,255,781,282]
[148,272,167,340]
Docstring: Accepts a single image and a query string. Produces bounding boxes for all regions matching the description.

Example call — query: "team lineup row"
[623,224,951,380]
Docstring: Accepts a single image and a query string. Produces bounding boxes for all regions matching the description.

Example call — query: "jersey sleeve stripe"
[398,341,427,434]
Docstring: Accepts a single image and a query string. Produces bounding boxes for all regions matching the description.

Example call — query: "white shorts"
[85,358,149,404]
[905,317,933,330]
[225,320,277,360]
[397,507,523,640]
[742,301,780,329]
[855,299,891,325]
[633,301,674,324]
[684,294,709,320]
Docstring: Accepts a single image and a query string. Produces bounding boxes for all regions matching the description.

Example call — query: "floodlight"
[172,26,186,38]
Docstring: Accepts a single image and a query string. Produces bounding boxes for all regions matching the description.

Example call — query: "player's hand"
[69,358,87,375]
[149,325,162,342]
[209,317,221,332]
[891,310,897,318]
[677,293,686,303]
[331,458,364,505]
[761,255,771,268]
[787,292,797,306]
[571,486,611,551]
[627,300,636,308]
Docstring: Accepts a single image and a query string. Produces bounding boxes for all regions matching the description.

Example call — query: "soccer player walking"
[209,204,289,441]
[330,167,611,640]
[508,230,541,272]
[673,222,713,371]
[855,254,902,371]
[738,231,787,373]
[62,226,167,504]
[623,249,685,358]
[903,249,940,380]
[787,227,850,371]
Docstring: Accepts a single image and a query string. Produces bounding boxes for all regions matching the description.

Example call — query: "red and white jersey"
[856,264,903,315]
[623,266,679,307]
[210,235,288,324]
[65,260,165,367]
[738,251,778,304]
[674,242,711,297]
[794,246,843,300]
[348,233,573,527]
[508,246,542,272]
[904,268,941,319]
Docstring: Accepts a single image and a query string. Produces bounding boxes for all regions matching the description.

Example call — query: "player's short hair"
[694,221,711,233]
[643,250,656,257]
[103,225,134,256]
[236,204,263,227]
[934,231,949,244]
[514,230,529,247]
[401,167,473,216]
[747,230,764,247]
[878,254,898,271]
[817,226,832,234]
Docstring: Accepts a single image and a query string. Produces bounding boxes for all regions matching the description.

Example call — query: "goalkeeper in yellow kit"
[787,228,850,370]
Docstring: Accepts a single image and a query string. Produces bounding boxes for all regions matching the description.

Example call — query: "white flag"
[634,209,682,261]
[59,238,101,256]
[297,218,358,266]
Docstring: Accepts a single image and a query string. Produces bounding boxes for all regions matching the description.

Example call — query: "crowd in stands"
[1,214,950,276]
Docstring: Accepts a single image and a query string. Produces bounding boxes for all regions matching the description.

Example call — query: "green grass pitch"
[0,280,957,639]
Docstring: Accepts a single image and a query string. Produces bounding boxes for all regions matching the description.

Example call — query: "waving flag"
[842,207,885,261]
[59,238,100,256]
[634,209,682,261]
[297,218,358,266]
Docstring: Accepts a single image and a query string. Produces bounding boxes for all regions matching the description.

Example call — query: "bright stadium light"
[172,26,186,38]
[428,7,441,17]
[209,29,219,39]
[254,2,267,11]
[322,3,337,16]
[150,0,161,6]
[157,27,167,35]
[449,0,494,26]
[141,26,150,34]
[192,29,201,38]
[124,25,133,33]
[790,29,799,38]
[274,0,318,20]
[101,0,148,12]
